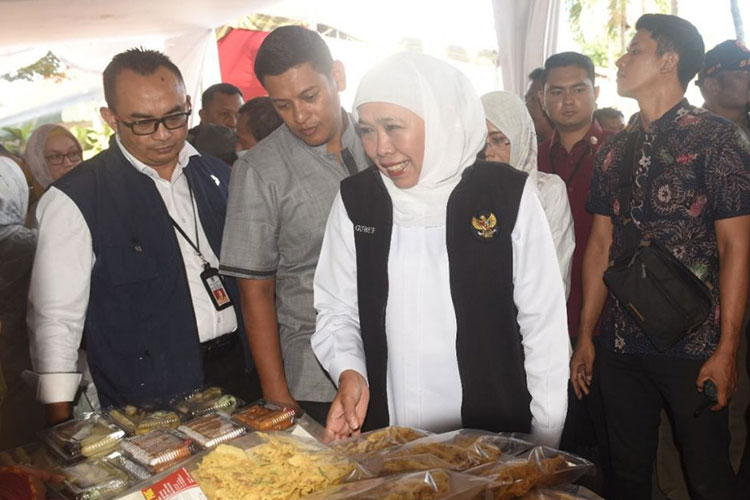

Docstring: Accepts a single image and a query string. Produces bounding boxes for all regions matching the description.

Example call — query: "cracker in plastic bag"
[42,413,125,463]
[107,405,181,435]
[172,386,239,419]
[178,413,246,449]
[304,469,491,500]
[367,429,532,476]
[120,429,193,473]
[58,457,130,500]
[232,400,298,431]
[331,426,432,459]
[192,432,366,500]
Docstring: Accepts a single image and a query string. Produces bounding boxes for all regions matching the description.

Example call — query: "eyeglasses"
[45,150,82,166]
[115,108,192,136]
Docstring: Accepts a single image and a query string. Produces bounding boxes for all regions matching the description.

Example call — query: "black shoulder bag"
[602,131,712,352]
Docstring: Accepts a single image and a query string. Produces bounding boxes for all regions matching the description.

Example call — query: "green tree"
[1,52,67,82]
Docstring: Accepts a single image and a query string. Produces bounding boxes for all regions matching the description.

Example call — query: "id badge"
[200,266,233,310]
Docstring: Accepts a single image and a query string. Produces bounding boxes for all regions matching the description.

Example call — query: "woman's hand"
[325,370,370,441]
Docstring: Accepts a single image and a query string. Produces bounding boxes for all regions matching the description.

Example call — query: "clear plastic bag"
[172,386,240,419]
[188,431,369,500]
[0,442,61,469]
[515,484,604,499]
[466,446,594,500]
[107,405,181,436]
[42,413,125,463]
[330,426,433,459]
[178,413,246,449]
[365,429,533,476]
[303,469,492,500]
[120,429,194,473]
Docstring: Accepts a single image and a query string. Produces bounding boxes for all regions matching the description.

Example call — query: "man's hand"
[325,370,369,441]
[570,336,596,399]
[45,402,72,427]
[697,349,737,410]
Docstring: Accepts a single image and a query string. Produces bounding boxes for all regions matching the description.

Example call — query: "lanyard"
[168,177,208,268]
[548,144,591,187]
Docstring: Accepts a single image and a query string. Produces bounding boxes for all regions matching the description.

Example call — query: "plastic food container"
[42,414,125,463]
[58,457,130,500]
[231,400,298,431]
[120,429,193,473]
[178,413,246,449]
[107,406,181,436]
[172,387,238,419]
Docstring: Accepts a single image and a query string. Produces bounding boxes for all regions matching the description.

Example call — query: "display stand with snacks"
[0,387,603,500]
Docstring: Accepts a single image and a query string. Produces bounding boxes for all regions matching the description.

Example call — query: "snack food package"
[178,413,246,449]
[105,451,152,482]
[189,431,369,500]
[58,456,131,500]
[120,429,194,473]
[172,387,239,419]
[0,442,61,469]
[330,426,432,459]
[303,469,492,500]
[364,429,533,476]
[466,446,594,500]
[42,413,125,463]
[107,406,181,435]
[231,400,298,431]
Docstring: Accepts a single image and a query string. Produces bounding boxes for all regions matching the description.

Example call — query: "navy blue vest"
[340,161,533,432]
[54,144,243,408]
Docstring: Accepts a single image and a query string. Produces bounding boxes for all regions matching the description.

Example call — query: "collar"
[115,135,200,182]
[549,119,605,154]
[629,98,691,135]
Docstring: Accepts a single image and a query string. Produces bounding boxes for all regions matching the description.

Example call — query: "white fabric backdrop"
[493,0,562,95]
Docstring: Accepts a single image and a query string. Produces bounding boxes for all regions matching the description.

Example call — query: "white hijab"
[353,53,486,227]
[481,91,539,184]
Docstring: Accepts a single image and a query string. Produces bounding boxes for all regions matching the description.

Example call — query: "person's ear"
[186,95,192,110]
[100,107,118,131]
[331,60,347,93]
[661,52,679,75]
[593,85,600,101]
[199,108,206,122]
[537,90,547,113]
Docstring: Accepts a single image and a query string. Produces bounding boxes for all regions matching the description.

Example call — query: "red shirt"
[537,120,612,337]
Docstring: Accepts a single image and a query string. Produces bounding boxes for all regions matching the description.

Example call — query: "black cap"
[697,39,750,85]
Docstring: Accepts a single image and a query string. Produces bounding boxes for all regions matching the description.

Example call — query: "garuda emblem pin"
[471,211,499,241]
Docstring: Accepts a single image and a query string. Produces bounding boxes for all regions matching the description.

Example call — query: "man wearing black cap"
[697,39,750,137]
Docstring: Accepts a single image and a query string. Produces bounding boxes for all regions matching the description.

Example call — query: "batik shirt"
[587,99,750,360]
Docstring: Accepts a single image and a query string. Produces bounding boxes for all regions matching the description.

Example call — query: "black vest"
[54,144,243,407]
[340,161,532,432]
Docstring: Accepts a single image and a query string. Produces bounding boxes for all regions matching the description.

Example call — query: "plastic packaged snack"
[191,431,368,500]
[104,451,152,482]
[0,442,61,469]
[58,457,130,500]
[331,426,432,459]
[365,429,533,476]
[466,446,594,500]
[304,469,491,500]
[43,414,125,463]
[172,387,238,419]
[516,485,604,499]
[120,429,193,473]
[107,405,181,435]
[178,413,246,449]
[231,400,298,431]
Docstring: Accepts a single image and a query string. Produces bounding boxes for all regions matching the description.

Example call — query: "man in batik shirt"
[571,14,750,500]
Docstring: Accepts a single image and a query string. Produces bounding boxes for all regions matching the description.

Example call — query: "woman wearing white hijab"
[481,91,575,298]
[312,53,569,447]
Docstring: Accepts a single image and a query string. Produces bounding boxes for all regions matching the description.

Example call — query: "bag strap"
[614,128,645,260]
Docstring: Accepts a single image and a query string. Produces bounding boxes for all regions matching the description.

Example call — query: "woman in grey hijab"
[0,156,44,448]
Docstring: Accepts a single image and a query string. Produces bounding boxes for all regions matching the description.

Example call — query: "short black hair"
[103,48,184,110]
[635,14,704,90]
[542,52,596,85]
[254,26,334,85]
[201,83,243,110]
[528,67,545,81]
[239,96,284,142]
[594,107,624,122]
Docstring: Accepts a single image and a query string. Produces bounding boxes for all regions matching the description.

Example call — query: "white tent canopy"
[0,0,563,125]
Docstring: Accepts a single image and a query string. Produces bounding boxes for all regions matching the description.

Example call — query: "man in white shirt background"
[28,48,258,426]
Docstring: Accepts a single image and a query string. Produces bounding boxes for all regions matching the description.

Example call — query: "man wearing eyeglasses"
[28,48,259,426]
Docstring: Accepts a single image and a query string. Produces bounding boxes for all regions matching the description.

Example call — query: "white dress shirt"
[312,179,570,447]
[28,138,237,404]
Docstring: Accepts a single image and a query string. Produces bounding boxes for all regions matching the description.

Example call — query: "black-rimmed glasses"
[115,108,192,136]
[45,150,82,166]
